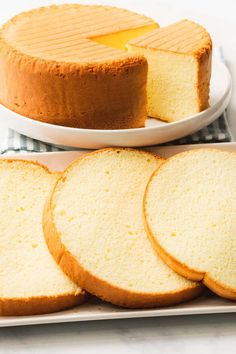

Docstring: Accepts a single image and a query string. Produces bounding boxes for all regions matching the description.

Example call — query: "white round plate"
[0,59,232,149]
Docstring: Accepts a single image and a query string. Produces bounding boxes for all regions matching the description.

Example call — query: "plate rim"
[0,301,236,328]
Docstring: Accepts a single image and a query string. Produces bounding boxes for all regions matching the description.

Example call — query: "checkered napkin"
[0,110,232,155]
[163,110,232,146]
[0,48,232,154]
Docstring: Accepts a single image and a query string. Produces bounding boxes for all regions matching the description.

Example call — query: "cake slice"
[0,160,85,316]
[144,149,236,300]
[44,148,202,308]
[127,19,212,122]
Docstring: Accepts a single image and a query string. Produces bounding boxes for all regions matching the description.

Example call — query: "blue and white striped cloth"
[0,129,65,154]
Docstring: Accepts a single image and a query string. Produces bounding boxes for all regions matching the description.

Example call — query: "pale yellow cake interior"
[128,47,198,120]
[2,5,158,62]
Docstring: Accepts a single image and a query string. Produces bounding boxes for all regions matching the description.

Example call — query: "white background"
[0,1,236,353]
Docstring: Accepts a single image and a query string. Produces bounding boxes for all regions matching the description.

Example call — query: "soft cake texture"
[0,160,85,316]
[44,148,201,308]
[0,4,158,129]
[144,149,236,300]
[127,19,212,122]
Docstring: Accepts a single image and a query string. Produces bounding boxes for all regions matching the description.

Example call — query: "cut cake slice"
[44,148,202,308]
[0,160,85,316]
[144,149,236,300]
[127,19,212,122]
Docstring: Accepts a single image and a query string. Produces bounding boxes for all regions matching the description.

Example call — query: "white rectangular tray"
[1,142,235,327]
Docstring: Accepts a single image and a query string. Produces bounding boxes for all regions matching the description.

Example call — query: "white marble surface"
[0,1,236,352]
[0,314,236,354]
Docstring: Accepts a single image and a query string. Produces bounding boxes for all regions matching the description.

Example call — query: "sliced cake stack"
[1,147,235,317]
[43,148,201,308]
[44,148,236,307]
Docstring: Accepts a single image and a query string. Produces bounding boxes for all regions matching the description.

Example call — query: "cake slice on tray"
[128,19,212,122]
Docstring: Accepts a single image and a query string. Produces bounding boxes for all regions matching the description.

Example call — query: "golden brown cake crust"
[0,49,147,128]
[0,4,154,129]
[196,39,212,112]
[43,148,203,309]
[0,292,86,316]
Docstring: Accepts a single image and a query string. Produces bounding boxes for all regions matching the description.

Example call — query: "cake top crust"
[0,4,157,63]
[128,19,212,55]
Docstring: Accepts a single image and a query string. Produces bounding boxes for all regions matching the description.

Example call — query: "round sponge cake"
[0,5,158,129]
[43,148,202,308]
